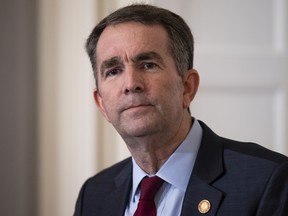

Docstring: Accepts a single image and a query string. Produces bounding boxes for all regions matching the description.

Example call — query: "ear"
[182,69,200,109]
[93,89,111,122]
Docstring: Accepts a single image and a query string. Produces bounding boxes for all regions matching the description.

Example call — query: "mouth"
[123,104,153,111]
[120,101,154,113]
[119,96,155,114]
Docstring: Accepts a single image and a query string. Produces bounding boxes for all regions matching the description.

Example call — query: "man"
[74,4,288,216]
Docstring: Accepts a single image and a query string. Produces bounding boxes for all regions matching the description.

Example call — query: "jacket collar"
[102,160,132,216]
[181,121,225,216]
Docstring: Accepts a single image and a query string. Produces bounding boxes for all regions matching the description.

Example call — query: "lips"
[123,104,152,111]
[120,100,153,113]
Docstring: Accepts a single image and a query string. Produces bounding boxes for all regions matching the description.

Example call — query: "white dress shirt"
[125,119,203,216]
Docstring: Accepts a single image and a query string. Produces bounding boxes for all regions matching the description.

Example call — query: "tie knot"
[139,176,164,201]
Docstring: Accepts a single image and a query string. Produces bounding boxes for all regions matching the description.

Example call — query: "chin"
[120,124,159,138]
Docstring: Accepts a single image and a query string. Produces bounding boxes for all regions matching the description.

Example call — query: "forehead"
[96,22,171,63]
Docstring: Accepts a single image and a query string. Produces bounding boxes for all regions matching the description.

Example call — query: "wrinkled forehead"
[95,22,171,65]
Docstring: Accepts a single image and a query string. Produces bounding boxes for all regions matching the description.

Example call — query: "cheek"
[98,91,119,120]
[102,95,117,113]
[166,77,184,97]
[170,82,186,109]
[155,77,184,106]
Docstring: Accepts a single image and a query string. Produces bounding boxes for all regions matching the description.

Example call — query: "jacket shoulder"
[199,120,288,165]
[222,137,288,165]
[74,157,132,215]
[85,157,132,187]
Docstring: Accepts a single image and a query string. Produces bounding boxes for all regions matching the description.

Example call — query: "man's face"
[94,22,197,139]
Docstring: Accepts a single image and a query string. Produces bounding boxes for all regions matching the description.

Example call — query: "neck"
[125,112,192,174]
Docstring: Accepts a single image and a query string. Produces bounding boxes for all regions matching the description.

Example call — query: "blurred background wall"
[1,0,38,215]
[1,0,287,216]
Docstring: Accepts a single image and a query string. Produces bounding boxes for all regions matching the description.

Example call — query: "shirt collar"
[130,119,203,200]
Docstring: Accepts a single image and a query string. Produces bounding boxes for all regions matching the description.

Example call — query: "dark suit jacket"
[74,121,288,216]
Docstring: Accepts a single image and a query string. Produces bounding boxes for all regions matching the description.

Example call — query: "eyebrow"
[100,56,123,77]
[99,51,164,77]
[131,51,164,65]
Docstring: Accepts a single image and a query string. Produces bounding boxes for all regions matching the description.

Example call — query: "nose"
[123,67,144,94]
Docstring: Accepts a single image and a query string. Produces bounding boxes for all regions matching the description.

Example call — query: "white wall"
[38,0,97,215]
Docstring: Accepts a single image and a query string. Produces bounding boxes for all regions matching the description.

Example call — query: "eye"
[143,62,158,70]
[105,68,122,78]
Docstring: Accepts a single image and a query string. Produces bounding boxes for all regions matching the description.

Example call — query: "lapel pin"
[198,199,211,214]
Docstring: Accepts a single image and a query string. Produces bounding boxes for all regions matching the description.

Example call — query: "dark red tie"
[134,176,164,216]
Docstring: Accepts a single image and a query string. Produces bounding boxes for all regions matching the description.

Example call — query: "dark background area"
[0,0,38,215]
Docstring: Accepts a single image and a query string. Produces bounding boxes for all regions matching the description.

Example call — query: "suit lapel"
[181,121,225,216]
[181,177,223,216]
[101,121,225,216]
[102,160,132,216]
